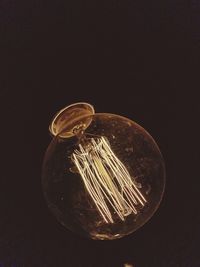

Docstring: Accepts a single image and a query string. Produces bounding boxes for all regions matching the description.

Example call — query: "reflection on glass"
[42,103,166,240]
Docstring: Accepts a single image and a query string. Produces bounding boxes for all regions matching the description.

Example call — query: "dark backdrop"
[0,0,199,266]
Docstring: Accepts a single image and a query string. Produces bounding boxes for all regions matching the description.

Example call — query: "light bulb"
[42,102,165,240]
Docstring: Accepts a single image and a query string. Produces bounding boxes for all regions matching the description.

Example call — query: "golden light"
[42,102,165,240]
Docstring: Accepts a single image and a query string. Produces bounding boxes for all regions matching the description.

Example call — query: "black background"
[0,0,200,266]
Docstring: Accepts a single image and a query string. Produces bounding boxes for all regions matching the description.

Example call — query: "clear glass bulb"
[42,103,165,240]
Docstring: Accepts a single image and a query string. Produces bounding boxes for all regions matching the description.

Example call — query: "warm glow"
[72,136,146,224]
[124,263,134,267]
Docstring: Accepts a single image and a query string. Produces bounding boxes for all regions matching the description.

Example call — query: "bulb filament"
[72,137,146,224]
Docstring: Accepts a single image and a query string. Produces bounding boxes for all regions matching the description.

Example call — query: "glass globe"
[42,103,165,240]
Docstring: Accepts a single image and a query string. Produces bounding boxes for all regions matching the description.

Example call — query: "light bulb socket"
[49,102,95,138]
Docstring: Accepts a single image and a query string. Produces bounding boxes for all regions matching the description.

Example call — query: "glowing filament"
[72,137,146,224]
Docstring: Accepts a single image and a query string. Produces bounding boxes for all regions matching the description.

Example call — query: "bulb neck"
[49,102,95,138]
